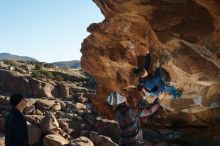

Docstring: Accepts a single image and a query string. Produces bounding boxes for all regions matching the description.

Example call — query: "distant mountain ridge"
[0,53,38,62]
[0,53,81,68]
[51,60,81,68]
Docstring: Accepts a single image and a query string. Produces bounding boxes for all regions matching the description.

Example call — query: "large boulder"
[80,0,220,123]
[35,99,55,111]
[35,99,62,112]
[57,83,69,98]
[0,70,60,98]
[40,113,60,135]
[0,70,32,96]
[29,78,59,98]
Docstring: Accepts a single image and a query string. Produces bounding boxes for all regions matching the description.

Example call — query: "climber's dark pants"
[144,53,151,71]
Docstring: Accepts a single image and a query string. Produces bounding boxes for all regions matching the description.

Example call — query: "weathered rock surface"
[40,113,60,135]
[57,83,69,98]
[81,0,220,123]
[70,136,94,146]
[0,64,102,145]
[43,134,69,146]
[0,70,32,96]
[27,122,42,145]
[35,99,55,110]
[0,68,93,99]
[25,115,44,125]
[0,70,59,98]
[29,78,59,98]
[89,131,118,146]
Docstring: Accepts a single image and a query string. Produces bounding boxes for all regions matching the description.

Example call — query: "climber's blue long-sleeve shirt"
[139,65,164,96]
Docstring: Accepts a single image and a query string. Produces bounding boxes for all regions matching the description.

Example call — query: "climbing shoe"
[176,91,183,99]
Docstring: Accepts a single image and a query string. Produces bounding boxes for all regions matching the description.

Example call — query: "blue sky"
[0,0,104,63]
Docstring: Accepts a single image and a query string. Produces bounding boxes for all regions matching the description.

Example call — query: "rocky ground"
[0,60,118,146]
[0,60,220,146]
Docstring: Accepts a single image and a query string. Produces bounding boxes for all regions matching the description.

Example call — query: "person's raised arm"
[134,91,164,118]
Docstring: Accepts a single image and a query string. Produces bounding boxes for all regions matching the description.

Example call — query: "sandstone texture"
[81,0,220,124]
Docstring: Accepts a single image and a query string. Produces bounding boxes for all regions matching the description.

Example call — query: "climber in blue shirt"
[135,51,181,100]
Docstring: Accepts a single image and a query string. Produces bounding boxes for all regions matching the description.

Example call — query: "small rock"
[58,120,69,132]
[58,83,69,97]
[56,111,65,118]
[74,103,87,111]
[35,99,55,110]
[40,113,60,134]
[34,109,44,115]
[65,101,74,112]
[59,100,66,110]
[24,105,35,115]
[89,131,118,146]
[25,115,44,125]
[70,136,94,146]
[76,96,88,103]
[64,95,73,100]
[50,101,62,111]
[43,134,69,146]
[0,96,11,111]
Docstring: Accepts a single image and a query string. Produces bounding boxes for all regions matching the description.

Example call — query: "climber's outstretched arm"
[153,63,163,83]
[132,91,164,117]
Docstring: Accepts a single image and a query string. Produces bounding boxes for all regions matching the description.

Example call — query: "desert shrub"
[31,70,54,79]
[3,60,17,67]
[34,63,43,70]
[62,66,70,72]
[31,70,41,78]
[54,75,64,82]
[41,70,54,79]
